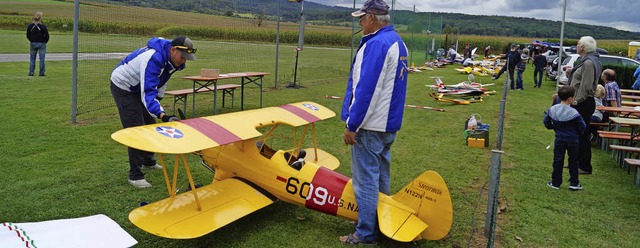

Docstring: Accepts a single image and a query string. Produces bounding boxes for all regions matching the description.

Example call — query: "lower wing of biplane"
[128,177,277,239]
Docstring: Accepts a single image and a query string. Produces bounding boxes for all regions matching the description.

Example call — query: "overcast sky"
[308,0,640,33]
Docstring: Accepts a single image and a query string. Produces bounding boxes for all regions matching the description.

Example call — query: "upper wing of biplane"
[111,102,335,154]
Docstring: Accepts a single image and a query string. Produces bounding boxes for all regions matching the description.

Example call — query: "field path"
[0,53,129,62]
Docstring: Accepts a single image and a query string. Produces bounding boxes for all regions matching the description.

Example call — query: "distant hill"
[105,0,638,40]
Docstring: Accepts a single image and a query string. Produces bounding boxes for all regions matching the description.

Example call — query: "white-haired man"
[568,36,602,177]
[340,0,408,244]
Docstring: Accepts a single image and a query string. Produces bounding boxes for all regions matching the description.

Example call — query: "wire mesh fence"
[71,0,448,120]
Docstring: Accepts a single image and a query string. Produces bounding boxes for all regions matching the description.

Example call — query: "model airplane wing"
[129,177,276,239]
[111,102,335,154]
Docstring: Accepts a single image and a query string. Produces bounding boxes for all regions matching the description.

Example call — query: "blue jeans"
[29,42,47,76]
[533,68,544,87]
[516,69,524,89]
[351,129,395,242]
[552,140,579,186]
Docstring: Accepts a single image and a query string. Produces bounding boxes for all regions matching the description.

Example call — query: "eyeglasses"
[175,46,197,54]
[358,14,368,23]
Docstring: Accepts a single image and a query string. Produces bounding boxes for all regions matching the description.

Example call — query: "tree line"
[104,0,637,40]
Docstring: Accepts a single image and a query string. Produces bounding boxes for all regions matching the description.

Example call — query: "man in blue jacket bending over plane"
[110,36,196,188]
[340,0,409,244]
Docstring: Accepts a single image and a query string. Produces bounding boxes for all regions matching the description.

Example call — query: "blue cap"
[351,0,389,17]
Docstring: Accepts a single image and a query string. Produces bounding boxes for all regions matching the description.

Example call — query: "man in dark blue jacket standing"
[533,51,547,88]
[110,36,196,188]
[339,0,408,244]
[26,11,49,76]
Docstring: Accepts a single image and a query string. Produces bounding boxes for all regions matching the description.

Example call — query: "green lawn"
[2,28,640,248]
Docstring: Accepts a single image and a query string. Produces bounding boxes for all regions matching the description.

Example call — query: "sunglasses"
[175,46,197,54]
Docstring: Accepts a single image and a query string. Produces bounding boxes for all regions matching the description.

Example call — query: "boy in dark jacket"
[543,85,586,190]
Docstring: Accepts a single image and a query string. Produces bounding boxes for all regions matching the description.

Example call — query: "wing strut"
[159,154,202,211]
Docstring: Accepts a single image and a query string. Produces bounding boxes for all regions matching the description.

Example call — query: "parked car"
[556,54,640,85]
[554,54,580,85]
[543,46,574,80]
[566,46,609,55]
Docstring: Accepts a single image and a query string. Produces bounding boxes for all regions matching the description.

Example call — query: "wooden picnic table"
[596,105,640,118]
[610,117,640,147]
[182,72,269,117]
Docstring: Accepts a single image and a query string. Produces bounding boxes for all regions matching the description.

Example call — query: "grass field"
[2,1,640,247]
[3,33,640,247]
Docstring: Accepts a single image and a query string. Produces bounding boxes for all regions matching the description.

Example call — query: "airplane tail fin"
[434,77,444,88]
[391,170,453,241]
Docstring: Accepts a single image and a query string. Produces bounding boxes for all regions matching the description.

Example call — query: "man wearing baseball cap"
[340,0,408,244]
[110,36,196,188]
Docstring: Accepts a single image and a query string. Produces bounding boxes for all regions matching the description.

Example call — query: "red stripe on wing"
[279,104,320,123]
[181,118,241,145]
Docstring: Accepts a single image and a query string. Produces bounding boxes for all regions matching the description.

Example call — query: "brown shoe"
[578,169,592,174]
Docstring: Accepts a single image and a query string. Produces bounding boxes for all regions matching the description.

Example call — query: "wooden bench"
[620,89,640,95]
[623,158,640,187]
[594,126,631,149]
[609,145,640,168]
[621,94,640,101]
[621,101,640,107]
[164,84,241,115]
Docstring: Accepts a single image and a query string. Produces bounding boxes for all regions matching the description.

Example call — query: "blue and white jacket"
[543,103,586,143]
[341,25,408,133]
[110,37,185,118]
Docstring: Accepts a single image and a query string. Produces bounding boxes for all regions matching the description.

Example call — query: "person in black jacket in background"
[533,50,547,88]
[492,44,521,90]
[26,11,49,76]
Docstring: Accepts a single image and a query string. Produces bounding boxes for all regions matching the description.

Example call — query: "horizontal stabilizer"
[377,195,428,242]
[392,171,453,240]
[129,178,274,239]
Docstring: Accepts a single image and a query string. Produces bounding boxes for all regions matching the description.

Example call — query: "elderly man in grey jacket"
[568,36,602,175]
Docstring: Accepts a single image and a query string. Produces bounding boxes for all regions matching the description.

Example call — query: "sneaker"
[547,182,559,190]
[492,76,498,80]
[142,164,163,170]
[28,73,34,76]
[128,179,152,188]
[569,184,583,191]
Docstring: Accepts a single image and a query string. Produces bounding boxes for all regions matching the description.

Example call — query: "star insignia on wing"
[156,126,184,139]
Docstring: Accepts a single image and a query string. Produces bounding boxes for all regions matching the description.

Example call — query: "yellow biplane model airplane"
[111,102,453,242]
